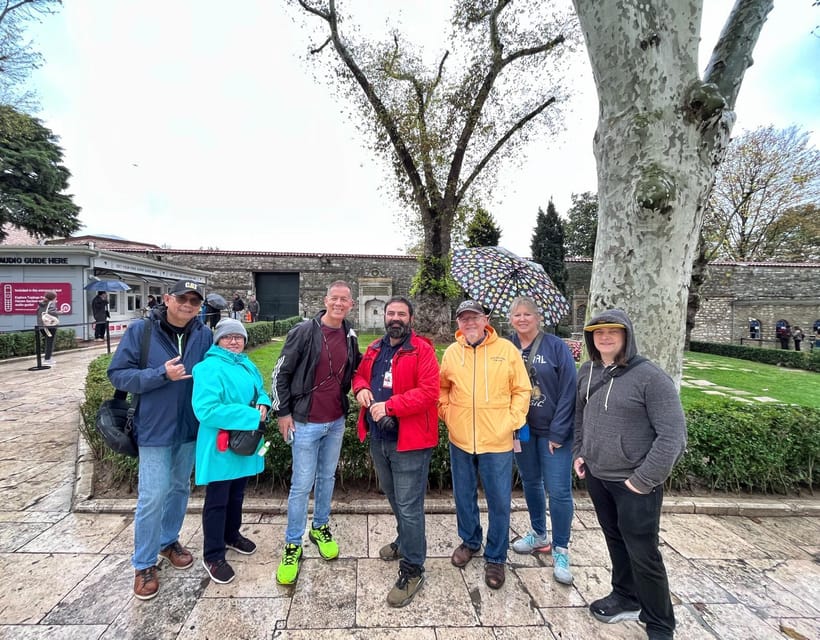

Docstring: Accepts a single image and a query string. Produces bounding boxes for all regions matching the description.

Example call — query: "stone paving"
[0,346,819,639]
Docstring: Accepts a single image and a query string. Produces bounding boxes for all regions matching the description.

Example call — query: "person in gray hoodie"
[573,309,686,640]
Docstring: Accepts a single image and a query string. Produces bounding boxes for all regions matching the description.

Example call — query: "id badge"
[383,370,393,389]
[513,437,522,453]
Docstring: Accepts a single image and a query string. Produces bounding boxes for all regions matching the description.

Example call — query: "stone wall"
[116,249,820,343]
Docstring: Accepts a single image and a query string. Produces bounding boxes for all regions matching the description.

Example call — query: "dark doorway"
[255,273,299,321]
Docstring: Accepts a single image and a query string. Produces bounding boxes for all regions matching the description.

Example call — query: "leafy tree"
[530,198,567,293]
[573,0,772,382]
[0,0,61,110]
[0,105,81,241]
[563,191,598,258]
[701,125,820,261]
[464,206,501,248]
[290,0,579,339]
[762,203,820,262]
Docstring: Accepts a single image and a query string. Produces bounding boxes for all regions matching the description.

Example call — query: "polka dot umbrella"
[450,246,570,324]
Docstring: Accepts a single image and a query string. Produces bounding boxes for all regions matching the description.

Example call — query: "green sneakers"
[276,544,303,585]
[309,524,339,560]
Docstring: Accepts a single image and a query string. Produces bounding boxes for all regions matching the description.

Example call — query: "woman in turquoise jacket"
[192,318,270,584]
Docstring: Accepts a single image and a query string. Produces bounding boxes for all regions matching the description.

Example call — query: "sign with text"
[1,283,73,314]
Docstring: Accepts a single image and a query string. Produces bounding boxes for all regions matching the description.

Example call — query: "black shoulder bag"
[227,389,267,456]
[95,320,152,457]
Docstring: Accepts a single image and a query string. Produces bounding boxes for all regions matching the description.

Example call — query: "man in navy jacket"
[108,279,212,601]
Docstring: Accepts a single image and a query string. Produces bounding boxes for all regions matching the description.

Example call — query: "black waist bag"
[228,422,266,456]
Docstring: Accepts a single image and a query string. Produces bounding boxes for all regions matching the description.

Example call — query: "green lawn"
[247,336,819,409]
[681,351,819,408]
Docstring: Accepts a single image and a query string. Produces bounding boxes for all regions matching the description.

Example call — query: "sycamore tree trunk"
[572,0,772,382]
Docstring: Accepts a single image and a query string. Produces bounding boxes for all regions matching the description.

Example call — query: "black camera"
[377,415,398,431]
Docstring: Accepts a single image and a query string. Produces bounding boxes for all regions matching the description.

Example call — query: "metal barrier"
[26,321,114,371]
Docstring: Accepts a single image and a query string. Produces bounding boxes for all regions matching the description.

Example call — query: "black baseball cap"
[168,279,204,299]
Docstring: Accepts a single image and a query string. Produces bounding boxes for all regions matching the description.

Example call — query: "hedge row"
[690,340,820,372]
[81,353,819,495]
[0,328,76,359]
[243,316,303,348]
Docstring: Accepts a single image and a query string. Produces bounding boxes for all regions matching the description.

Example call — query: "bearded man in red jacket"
[353,296,440,608]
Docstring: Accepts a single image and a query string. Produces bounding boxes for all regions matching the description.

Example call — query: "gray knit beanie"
[213,318,247,344]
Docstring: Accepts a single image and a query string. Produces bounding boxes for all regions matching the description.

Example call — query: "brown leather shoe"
[134,566,159,600]
[451,543,480,568]
[484,562,505,589]
[158,541,193,569]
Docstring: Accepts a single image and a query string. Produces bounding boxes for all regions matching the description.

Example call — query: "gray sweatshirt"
[573,309,687,493]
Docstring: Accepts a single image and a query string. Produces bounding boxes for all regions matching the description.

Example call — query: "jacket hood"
[202,342,248,365]
[584,308,638,364]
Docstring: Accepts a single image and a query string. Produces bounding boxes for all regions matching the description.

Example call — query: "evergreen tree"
[465,207,502,247]
[564,191,598,258]
[0,105,81,241]
[530,199,567,293]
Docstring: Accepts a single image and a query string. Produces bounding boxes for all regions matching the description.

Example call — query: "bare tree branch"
[458,96,556,202]
[703,0,774,110]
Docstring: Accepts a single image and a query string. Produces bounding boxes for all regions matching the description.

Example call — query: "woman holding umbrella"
[507,296,577,585]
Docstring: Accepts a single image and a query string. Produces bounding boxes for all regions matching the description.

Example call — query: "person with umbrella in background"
[507,296,576,585]
[203,293,227,330]
[92,291,109,341]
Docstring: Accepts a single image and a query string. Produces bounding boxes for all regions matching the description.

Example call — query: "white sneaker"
[44,359,55,367]
[511,530,551,554]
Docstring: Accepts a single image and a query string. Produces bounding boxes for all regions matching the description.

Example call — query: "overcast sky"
[27,1,820,257]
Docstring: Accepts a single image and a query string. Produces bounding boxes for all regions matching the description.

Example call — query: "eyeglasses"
[220,334,245,343]
[173,294,202,307]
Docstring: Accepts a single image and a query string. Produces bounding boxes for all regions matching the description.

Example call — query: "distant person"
[439,300,531,590]
[202,301,220,329]
[792,326,805,351]
[574,309,686,640]
[247,295,260,322]
[352,296,439,607]
[231,293,245,320]
[776,321,791,350]
[92,291,109,341]
[108,279,212,600]
[147,295,157,309]
[271,280,361,585]
[192,318,269,584]
[36,290,59,367]
[748,319,760,340]
[507,296,576,586]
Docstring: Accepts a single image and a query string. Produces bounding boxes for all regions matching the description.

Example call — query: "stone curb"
[72,419,820,518]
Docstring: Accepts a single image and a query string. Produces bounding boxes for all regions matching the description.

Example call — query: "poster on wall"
[0,283,73,314]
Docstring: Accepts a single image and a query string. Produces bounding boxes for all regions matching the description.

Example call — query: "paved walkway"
[0,346,818,640]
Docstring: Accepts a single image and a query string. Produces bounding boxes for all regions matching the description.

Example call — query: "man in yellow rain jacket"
[439,300,531,590]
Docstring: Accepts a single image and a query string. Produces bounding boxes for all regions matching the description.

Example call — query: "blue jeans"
[370,439,433,569]
[449,443,512,565]
[133,441,196,570]
[514,435,574,548]
[285,416,345,545]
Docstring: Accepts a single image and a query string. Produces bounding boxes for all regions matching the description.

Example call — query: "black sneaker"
[202,558,235,584]
[226,534,257,555]
[590,592,641,623]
